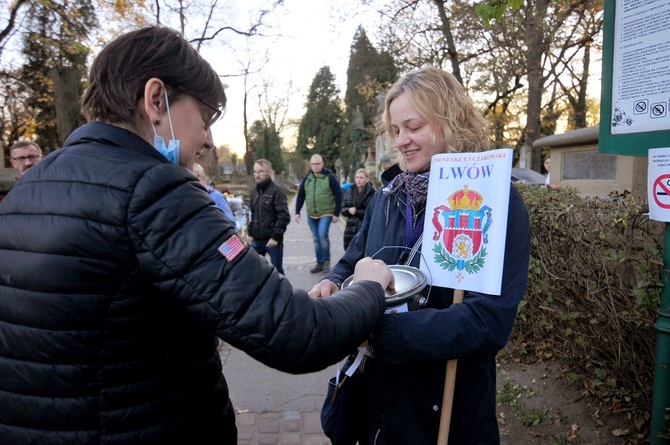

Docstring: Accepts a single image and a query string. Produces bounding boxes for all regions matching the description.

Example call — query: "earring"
[155,118,160,125]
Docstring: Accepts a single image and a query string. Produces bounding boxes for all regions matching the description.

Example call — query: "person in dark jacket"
[249,159,291,274]
[295,154,343,273]
[341,168,376,250]
[310,66,531,444]
[0,26,395,445]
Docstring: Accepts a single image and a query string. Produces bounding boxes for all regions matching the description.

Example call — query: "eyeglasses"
[175,85,223,126]
[11,154,42,163]
[309,163,323,166]
[253,170,269,175]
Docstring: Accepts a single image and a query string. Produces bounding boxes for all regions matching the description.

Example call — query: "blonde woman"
[312,66,531,444]
[341,168,376,250]
[192,162,236,224]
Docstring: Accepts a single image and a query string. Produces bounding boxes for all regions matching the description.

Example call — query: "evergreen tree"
[21,0,96,152]
[249,119,285,174]
[296,66,344,169]
[342,26,396,178]
[345,26,396,129]
[341,107,369,179]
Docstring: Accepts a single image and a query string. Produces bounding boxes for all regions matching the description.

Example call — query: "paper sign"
[420,149,513,295]
[648,147,670,222]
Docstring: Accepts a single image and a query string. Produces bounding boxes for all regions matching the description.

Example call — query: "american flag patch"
[217,235,245,262]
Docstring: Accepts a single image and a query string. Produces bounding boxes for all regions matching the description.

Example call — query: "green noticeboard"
[599,0,670,156]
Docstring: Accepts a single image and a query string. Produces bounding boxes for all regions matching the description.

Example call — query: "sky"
[200,0,379,157]
[0,0,379,159]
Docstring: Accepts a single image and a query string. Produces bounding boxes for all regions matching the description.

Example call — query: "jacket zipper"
[310,174,317,214]
[373,428,381,444]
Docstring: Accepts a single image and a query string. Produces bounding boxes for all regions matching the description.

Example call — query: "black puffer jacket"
[0,122,386,445]
[341,182,376,250]
[248,178,290,243]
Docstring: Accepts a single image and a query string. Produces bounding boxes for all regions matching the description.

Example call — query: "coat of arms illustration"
[431,185,492,273]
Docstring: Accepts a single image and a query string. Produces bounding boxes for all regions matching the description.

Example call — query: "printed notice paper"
[647,147,670,222]
[420,148,513,295]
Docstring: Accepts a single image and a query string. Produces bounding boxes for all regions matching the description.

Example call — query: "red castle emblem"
[431,185,492,273]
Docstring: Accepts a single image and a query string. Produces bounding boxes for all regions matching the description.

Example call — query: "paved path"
[221,196,346,444]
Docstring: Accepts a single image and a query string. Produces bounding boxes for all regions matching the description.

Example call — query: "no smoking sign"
[648,148,670,222]
[653,174,670,209]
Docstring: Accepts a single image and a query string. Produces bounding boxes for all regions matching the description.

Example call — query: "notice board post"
[600,0,670,442]
[655,225,670,443]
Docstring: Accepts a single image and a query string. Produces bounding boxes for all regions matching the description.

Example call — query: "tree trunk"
[434,0,463,85]
[243,76,254,176]
[50,67,84,146]
[522,0,550,172]
[575,38,590,128]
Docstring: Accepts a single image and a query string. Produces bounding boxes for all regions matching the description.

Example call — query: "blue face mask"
[151,91,181,165]
[153,134,180,165]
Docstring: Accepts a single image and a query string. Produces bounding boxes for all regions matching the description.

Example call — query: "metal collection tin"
[341,264,429,311]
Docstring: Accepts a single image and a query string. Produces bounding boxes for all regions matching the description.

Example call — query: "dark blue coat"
[325,165,531,444]
[0,122,386,445]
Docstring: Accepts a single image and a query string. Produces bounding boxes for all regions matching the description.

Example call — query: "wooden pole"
[437,289,465,445]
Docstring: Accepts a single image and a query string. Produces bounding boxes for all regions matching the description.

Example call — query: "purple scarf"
[383,171,430,225]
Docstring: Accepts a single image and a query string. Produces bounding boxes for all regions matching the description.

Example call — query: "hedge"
[513,184,664,437]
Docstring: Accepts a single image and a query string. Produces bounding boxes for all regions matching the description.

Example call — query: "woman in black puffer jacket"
[341,168,376,250]
[0,26,393,445]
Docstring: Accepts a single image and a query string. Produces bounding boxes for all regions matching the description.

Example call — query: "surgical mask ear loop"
[163,90,176,141]
[149,90,176,140]
[149,89,181,165]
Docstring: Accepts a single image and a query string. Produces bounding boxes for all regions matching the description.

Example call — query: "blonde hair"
[192,163,206,181]
[384,66,489,170]
[255,159,272,171]
[354,168,369,179]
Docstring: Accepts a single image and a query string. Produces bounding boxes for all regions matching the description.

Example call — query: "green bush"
[513,184,663,434]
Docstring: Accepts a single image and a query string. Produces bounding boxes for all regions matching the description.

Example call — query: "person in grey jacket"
[0,26,393,445]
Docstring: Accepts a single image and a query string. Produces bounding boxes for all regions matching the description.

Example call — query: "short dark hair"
[10,140,41,155]
[82,26,226,127]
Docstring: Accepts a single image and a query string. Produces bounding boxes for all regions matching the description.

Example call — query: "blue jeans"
[251,240,285,275]
[307,216,332,264]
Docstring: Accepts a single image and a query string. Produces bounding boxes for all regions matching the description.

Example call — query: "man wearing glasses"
[9,140,43,179]
[248,159,290,274]
[295,154,342,273]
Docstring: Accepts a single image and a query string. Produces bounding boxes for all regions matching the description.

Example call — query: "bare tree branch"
[189,0,284,45]
[195,0,218,52]
[0,0,30,58]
